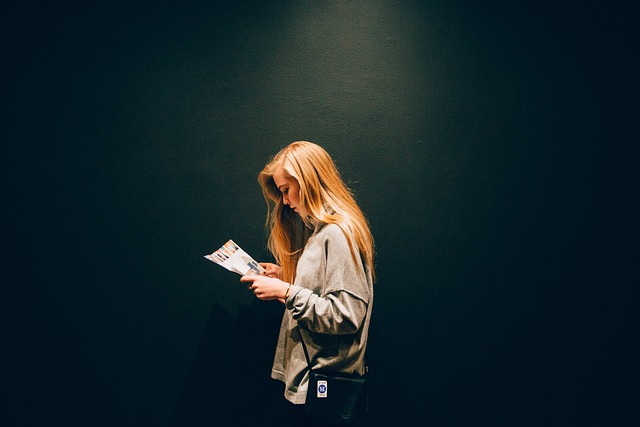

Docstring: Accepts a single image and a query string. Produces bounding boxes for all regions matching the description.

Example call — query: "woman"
[240,141,375,426]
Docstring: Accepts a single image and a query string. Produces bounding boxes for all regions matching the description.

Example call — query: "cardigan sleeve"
[286,224,370,335]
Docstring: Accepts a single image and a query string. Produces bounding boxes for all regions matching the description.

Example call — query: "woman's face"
[273,167,307,218]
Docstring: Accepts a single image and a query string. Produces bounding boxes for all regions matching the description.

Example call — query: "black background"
[5,1,636,426]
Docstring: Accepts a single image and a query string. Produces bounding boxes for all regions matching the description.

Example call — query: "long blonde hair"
[258,141,375,284]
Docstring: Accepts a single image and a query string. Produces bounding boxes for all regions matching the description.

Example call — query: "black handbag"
[300,331,369,425]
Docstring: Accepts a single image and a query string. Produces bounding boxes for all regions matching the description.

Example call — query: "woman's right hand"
[260,262,282,279]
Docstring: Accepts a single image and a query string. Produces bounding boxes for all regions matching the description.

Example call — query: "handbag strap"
[298,328,313,370]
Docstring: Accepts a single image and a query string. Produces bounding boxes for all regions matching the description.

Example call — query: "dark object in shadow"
[171,303,238,426]
[171,301,286,426]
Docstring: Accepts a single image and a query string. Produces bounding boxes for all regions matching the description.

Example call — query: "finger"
[240,275,255,282]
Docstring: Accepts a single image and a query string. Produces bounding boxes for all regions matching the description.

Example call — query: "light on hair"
[258,141,375,283]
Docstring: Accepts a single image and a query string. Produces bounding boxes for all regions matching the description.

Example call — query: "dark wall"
[6,1,634,426]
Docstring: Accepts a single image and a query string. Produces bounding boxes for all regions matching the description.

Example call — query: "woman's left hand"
[259,262,282,279]
[240,274,289,301]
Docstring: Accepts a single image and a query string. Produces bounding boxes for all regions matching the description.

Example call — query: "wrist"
[284,283,292,300]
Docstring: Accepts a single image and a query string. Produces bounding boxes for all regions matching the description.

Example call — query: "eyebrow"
[277,184,288,190]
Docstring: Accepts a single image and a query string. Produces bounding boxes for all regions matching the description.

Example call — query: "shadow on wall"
[171,301,287,426]
[171,301,407,427]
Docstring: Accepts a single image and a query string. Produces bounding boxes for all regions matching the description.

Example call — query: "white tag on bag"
[317,380,327,398]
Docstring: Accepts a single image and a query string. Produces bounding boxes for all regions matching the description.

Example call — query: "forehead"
[272,167,295,188]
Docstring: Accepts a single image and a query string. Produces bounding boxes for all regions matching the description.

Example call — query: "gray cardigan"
[270,223,373,404]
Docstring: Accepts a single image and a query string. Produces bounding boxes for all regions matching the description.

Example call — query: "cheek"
[287,186,297,202]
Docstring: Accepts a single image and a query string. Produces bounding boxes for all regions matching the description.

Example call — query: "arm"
[287,225,371,335]
[287,287,368,335]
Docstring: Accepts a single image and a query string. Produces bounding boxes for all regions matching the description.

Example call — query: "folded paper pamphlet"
[204,239,265,276]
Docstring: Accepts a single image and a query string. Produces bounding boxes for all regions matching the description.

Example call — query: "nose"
[282,194,290,206]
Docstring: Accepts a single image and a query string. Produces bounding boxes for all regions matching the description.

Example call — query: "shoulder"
[315,223,351,251]
[317,223,343,236]
[315,223,346,240]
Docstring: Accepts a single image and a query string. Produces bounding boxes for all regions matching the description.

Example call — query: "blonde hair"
[258,141,375,284]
